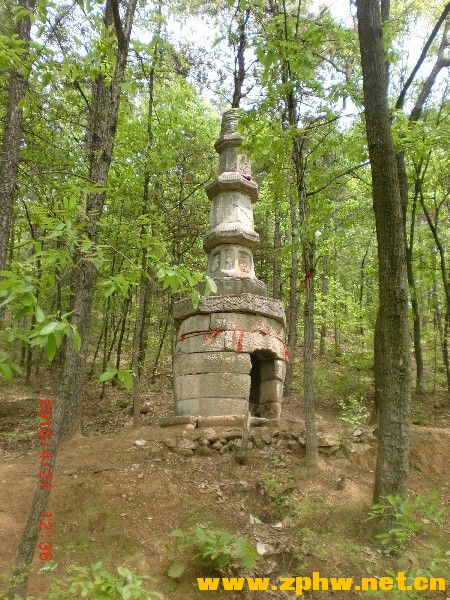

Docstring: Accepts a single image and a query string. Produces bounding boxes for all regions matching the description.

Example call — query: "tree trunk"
[406,185,424,393]
[231,3,250,108]
[319,256,328,356]
[419,189,450,400]
[357,0,411,501]
[284,192,299,396]
[272,205,282,299]
[0,0,36,272]
[114,294,131,380]
[287,85,317,468]
[10,5,138,594]
[131,17,160,427]
[57,0,137,438]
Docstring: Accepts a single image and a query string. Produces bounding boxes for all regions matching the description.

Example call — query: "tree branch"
[306,160,369,197]
[396,3,450,110]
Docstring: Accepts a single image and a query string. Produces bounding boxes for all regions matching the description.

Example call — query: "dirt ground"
[0,375,449,599]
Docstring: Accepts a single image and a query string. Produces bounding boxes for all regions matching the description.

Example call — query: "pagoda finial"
[220,108,240,136]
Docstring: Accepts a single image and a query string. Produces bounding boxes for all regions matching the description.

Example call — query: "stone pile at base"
[172,109,286,423]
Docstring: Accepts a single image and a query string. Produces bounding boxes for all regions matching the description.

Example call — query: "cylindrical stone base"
[173,310,286,418]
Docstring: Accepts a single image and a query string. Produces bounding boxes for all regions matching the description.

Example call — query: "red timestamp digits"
[37,398,55,563]
[38,513,53,561]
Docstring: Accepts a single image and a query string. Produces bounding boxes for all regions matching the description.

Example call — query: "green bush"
[367,492,448,553]
[47,562,162,600]
[171,526,259,571]
[338,394,369,426]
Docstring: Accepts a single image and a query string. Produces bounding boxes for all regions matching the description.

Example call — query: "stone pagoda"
[172,109,286,422]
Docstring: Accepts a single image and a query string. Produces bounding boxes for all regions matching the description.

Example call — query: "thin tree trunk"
[357,0,411,502]
[231,3,250,109]
[0,0,36,272]
[286,85,318,467]
[272,205,282,299]
[419,189,450,400]
[131,16,160,426]
[406,184,424,393]
[151,306,170,383]
[100,296,111,399]
[57,0,137,438]
[358,233,373,338]
[284,192,299,396]
[319,256,328,356]
[114,294,131,380]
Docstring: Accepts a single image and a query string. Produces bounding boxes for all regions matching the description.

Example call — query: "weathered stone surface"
[201,277,267,297]
[210,192,254,231]
[175,438,197,456]
[175,331,226,354]
[205,172,258,204]
[197,415,246,428]
[175,399,199,416]
[159,415,198,427]
[173,352,251,376]
[224,330,286,360]
[210,312,284,338]
[260,402,281,419]
[206,244,256,279]
[198,397,248,416]
[260,359,286,382]
[174,293,286,326]
[217,146,250,176]
[178,315,211,337]
[317,434,340,447]
[204,224,260,253]
[260,379,284,403]
[174,373,250,400]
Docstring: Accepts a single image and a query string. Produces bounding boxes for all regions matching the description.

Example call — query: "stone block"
[198,397,248,416]
[175,399,199,416]
[260,359,286,382]
[197,415,246,428]
[210,312,284,338]
[260,379,283,403]
[178,315,211,337]
[209,278,267,297]
[206,244,256,279]
[260,402,281,419]
[224,330,286,360]
[173,352,251,376]
[176,331,226,354]
[159,415,198,427]
[174,373,250,400]
[210,191,254,229]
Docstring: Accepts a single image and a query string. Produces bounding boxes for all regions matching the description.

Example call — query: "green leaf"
[98,369,117,383]
[165,562,185,579]
[35,305,45,323]
[118,369,133,391]
[46,334,57,361]
[40,321,60,335]
[117,566,133,581]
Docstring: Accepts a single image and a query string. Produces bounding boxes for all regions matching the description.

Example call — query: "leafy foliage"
[367,493,449,553]
[171,526,259,571]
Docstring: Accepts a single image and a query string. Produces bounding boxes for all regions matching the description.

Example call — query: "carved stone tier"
[205,173,258,203]
[174,293,286,327]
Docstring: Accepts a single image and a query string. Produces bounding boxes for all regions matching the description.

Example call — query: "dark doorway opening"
[249,354,261,416]
[249,351,275,417]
